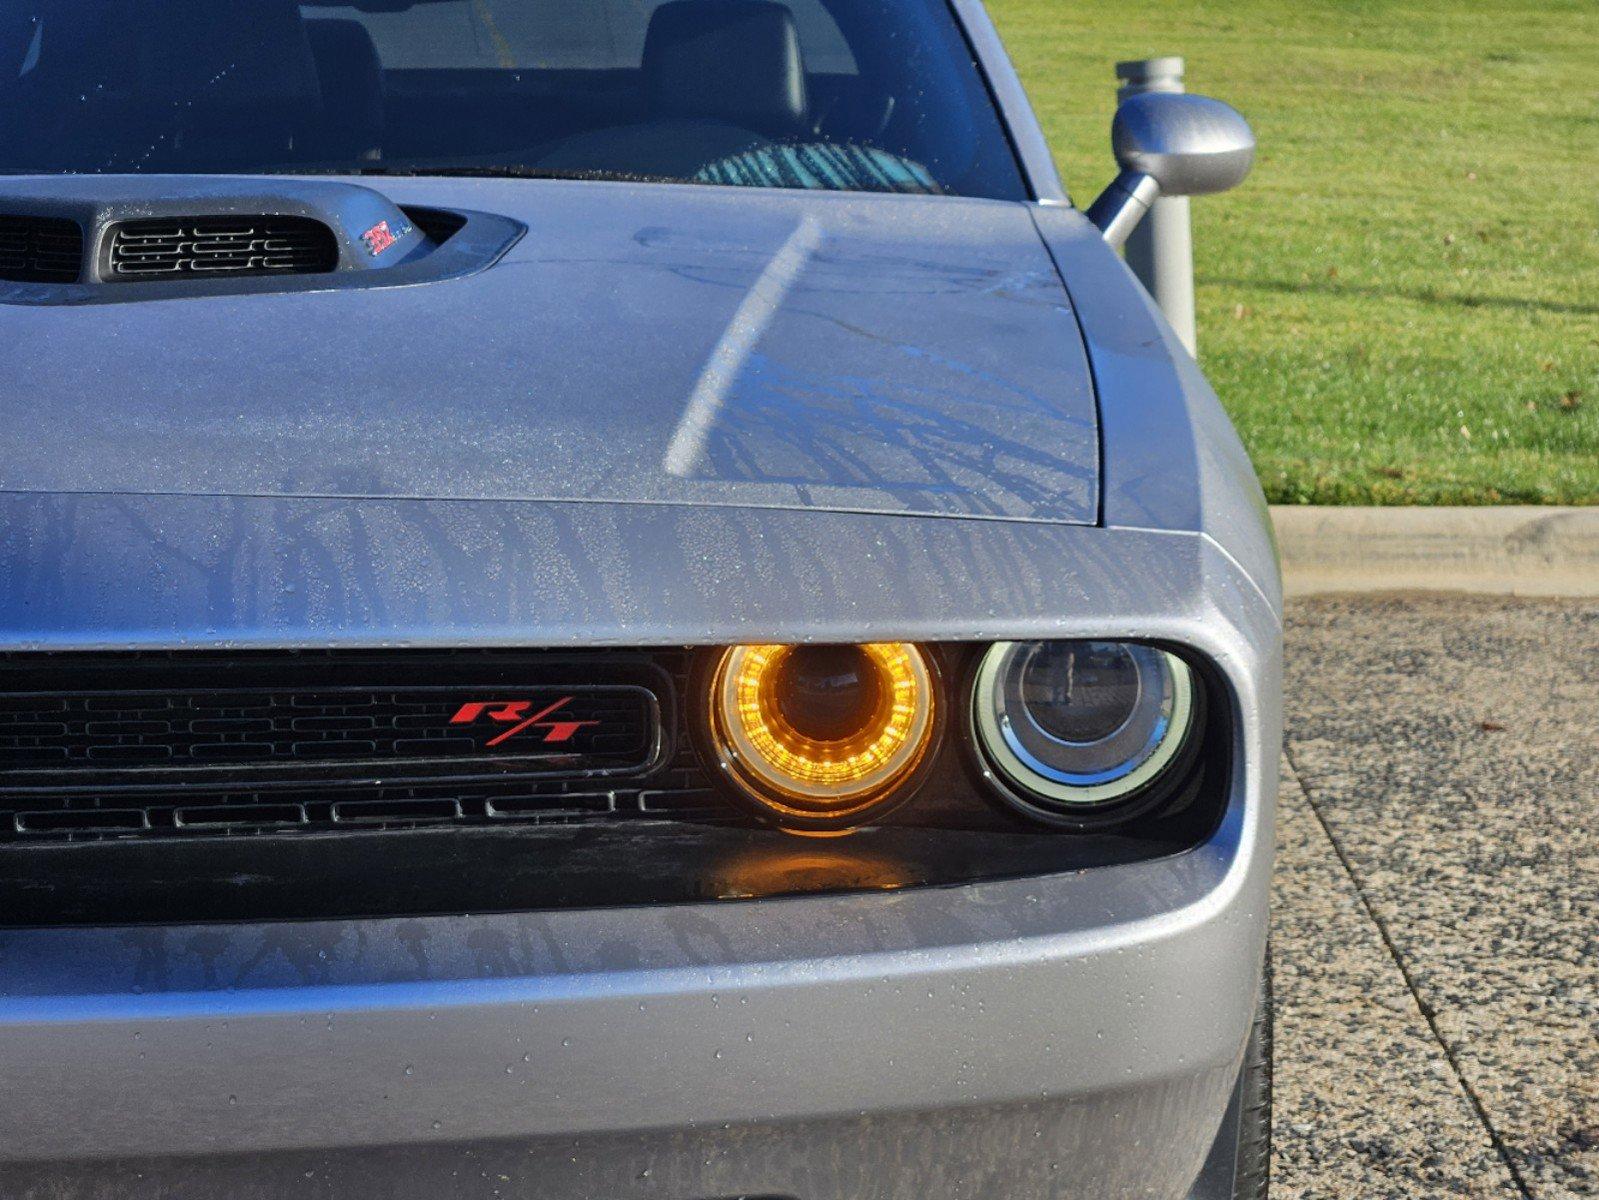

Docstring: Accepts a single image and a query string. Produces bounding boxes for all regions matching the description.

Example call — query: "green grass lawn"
[987,0,1599,504]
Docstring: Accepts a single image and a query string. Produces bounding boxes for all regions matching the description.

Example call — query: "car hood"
[1,179,1099,525]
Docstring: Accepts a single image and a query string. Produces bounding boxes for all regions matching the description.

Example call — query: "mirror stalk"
[1086,170,1160,250]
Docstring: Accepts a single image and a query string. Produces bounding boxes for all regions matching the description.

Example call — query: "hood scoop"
[0,176,521,305]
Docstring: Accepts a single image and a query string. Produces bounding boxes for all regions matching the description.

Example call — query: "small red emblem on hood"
[360,220,397,256]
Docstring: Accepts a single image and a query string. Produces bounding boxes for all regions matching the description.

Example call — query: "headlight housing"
[970,640,1200,827]
[701,642,939,833]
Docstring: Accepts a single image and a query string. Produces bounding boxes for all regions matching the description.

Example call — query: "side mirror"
[1086,92,1255,248]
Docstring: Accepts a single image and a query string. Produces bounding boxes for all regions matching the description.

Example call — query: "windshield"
[0,0,1027,198]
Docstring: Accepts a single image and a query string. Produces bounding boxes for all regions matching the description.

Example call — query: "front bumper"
[0,778,1270,1199]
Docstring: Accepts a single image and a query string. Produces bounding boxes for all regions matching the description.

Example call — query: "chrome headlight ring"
[969,640,1204,828]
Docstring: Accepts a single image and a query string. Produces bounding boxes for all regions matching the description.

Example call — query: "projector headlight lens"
[705,642,937,831]
[972,640,1197,821]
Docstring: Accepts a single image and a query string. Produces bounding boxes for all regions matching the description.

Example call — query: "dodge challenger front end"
[0,1,1280,1196]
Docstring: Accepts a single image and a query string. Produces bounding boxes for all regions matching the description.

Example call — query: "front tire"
[1231,956,1274,1198]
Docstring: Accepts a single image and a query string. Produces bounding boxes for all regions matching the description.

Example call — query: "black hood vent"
[0,214,84,283]
[105,214,339,280]
[403,205,468,245]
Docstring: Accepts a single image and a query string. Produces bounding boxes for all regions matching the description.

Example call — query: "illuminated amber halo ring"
[704,643,939,831]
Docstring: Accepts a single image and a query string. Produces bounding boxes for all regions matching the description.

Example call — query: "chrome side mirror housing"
[1086,92,1255,248]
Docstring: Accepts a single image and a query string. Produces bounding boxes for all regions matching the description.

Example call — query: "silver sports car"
[0,1,1279,1196]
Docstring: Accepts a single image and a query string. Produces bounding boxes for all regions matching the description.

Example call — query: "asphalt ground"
[1274,595,1597,1199]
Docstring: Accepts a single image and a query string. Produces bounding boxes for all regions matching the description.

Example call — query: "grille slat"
[16,809,152,834]
[175,803,308,829]
[0,214,84,283]
[106,216,338,280]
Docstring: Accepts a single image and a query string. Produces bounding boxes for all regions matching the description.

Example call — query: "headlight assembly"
[701,642,939,833]
[970,640,1200,826]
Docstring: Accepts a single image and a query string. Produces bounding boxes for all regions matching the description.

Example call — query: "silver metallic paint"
[0,9,1280,1193]
[1085,167,1162,250]
[1030,204,1281,612]
[1111,93,1257,198]
[3,180,1100,526]
[1086,92,1254,250]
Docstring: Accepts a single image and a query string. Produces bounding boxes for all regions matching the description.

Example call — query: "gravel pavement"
[1274,595,1597,1199]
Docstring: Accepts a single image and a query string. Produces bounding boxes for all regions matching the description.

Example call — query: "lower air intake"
[105,215,339,279]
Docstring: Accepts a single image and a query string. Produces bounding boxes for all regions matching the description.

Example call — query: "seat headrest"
[138,0,321,114]
[644,0,809,136]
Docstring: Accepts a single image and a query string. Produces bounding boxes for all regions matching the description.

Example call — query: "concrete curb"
[1270,506,1599,598]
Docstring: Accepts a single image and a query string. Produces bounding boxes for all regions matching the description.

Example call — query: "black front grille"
[1,685,656,775]
[0,651,724,841]
[0,214,83,283]
[105,215,338,279]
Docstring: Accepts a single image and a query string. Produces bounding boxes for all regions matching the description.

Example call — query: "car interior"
[0,0,1026,196]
